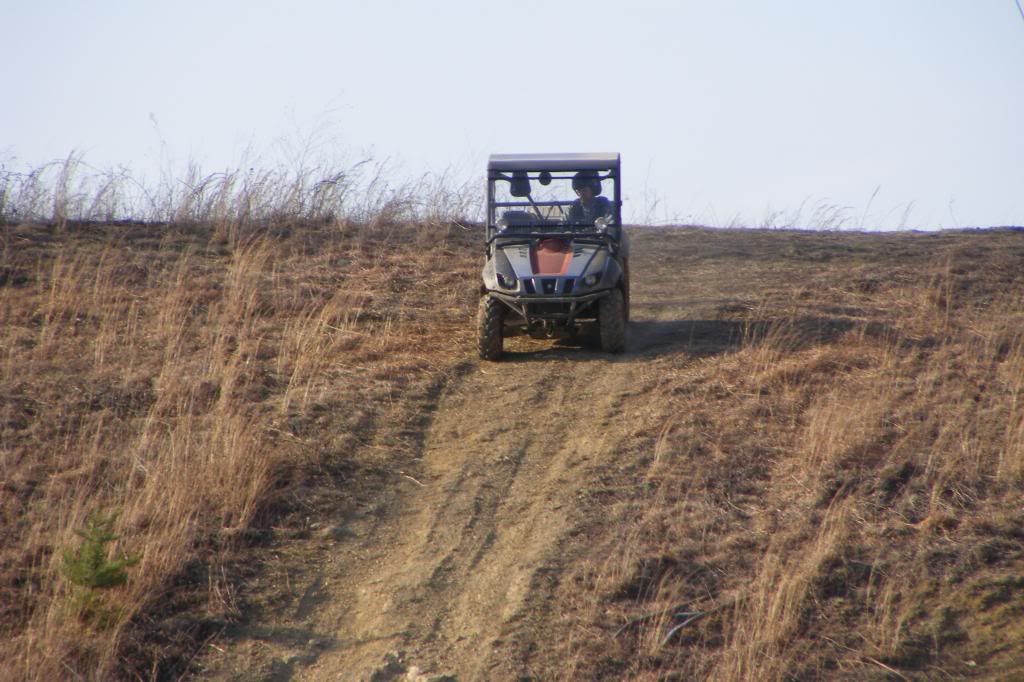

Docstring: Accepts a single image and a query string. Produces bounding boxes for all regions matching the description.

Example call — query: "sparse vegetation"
[2,158,1022,680]
[0,158,478,679]
[559,228,1024,680]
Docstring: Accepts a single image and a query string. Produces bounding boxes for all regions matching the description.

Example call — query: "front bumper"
[487,289,611,322]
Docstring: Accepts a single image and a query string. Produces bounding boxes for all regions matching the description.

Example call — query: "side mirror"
[596,216,620,239]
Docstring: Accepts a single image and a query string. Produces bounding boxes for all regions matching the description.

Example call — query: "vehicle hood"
[498,238,606,279]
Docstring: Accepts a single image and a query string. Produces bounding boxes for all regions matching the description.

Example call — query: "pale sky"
[4,1,1024,229]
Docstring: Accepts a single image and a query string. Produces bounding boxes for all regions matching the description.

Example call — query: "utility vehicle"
[477,153,629,360]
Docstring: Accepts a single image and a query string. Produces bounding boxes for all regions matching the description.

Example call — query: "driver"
[565,171,613,225]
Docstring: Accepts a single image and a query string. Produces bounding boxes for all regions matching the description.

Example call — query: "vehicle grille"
[521,277,577,295]
[528,302,571,316]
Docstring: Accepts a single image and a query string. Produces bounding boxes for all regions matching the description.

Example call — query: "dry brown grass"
[0,152,479,229]
[563,228,1024,680]
[0,214,477,680]
[5,161,1023,681]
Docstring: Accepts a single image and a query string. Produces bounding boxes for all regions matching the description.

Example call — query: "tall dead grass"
[0,159,479,679]
[567,231,1024,680]
[0,153,481,233]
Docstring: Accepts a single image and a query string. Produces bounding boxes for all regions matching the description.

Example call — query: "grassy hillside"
[0,218,478,679]
[557,228,1024,680]
[2,214,1022,680]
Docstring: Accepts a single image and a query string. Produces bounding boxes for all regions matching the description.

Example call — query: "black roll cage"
[485,153,622,245]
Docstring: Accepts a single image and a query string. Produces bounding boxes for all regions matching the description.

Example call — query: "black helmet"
[571,171,602,195]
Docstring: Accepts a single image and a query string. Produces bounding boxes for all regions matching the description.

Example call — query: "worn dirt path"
[189,227,1024,681]
[303,353,654,679]
[299,247,701,678]
[201,229,749,680]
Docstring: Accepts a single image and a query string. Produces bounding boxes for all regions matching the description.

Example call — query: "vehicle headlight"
[583,274,600,287]
[497,271,517,289]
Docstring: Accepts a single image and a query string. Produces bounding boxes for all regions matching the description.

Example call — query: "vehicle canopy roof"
[488,152,620,173]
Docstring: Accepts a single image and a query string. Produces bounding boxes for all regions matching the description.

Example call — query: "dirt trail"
[202,229,747,681]
[298,353,643,679]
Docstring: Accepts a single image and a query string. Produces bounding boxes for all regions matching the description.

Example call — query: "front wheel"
[598,288,626,354]
[477,296,505,360]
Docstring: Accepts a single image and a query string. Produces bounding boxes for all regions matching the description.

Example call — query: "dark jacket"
[565,195,613,224]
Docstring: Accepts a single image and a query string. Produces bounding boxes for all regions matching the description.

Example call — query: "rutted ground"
[303,354,647,679]
[197,227,1024,681]
[10,222,1022,679]
[197,228,761,680]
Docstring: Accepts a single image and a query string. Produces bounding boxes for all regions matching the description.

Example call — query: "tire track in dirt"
[302,347,653,680]
[202,228,740,680]
[301,230,754,679]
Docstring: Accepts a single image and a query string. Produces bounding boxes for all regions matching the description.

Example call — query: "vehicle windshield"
[489,171,618,232]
